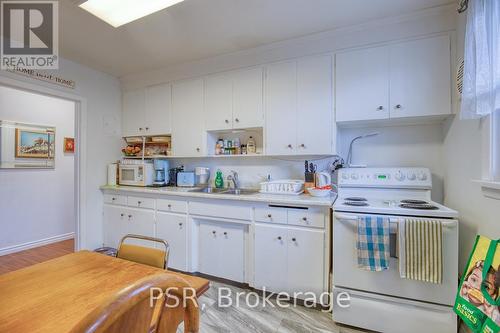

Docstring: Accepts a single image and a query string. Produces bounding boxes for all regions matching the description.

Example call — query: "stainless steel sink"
[189,187,259,195]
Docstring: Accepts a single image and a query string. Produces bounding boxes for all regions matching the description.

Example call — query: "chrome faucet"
[227,170,240,189]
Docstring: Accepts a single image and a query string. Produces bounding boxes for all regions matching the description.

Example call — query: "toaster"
[176,171,196,187]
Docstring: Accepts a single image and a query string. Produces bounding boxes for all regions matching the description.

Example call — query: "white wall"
[0,86,75,251]
[0,58,123,250]
[443,14,500,271]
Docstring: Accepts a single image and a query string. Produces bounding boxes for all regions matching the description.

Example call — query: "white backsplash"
[170,156,337,189]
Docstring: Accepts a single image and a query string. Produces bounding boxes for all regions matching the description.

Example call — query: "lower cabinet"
[198,221,245,282]
[156,212,188,271]
[254,223,326,300]
[103,205,155,248]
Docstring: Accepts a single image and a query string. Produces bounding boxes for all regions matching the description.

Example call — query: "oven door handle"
[334,213,359,221]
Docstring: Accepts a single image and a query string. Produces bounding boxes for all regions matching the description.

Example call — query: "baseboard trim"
[0,232,75,256]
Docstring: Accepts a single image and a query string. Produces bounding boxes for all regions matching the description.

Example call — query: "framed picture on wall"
[15,128,55,159]
[64,137,75,153]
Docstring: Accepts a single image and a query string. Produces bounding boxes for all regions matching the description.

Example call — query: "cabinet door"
[156,212,187,271]
[124,208,155,247]
[254,224,288,292]
[122,89,146,137]
[296,55,333,154]
[287,227,325,299]
[103,205,128,248]
[145,83,172,135]
[204,73,233,131]
[265,61,297,155]
[233,67,263,129]
[389,35,451,118]
[217,223,245,282]
[171,79,205,157]
[336,46,390,122]
[198,222,221,278]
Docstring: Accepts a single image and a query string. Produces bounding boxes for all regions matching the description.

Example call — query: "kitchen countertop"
[100,185,336,207]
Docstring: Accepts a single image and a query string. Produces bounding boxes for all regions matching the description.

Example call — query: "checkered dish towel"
[357,216,390,272]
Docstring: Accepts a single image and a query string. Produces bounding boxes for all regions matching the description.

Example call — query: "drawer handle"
[277,236,282,241]
[267,214,272,218]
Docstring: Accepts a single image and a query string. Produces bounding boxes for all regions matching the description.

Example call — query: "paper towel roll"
[107,164,117,186]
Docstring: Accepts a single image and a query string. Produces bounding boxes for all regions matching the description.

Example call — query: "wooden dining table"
[0,251,210,333]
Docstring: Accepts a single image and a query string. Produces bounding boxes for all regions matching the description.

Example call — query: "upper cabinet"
[336,35,451,123]
[122,84,172,137]
[204,67,263,131]
[266,55,334,155]
[171,78,205,157]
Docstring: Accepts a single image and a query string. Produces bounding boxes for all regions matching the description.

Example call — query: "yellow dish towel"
[402,219,443,284]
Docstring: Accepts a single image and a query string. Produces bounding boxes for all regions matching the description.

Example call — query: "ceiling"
[60,0,453,77]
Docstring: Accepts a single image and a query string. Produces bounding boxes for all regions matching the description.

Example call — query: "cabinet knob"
[377,106,384,111]
[225,119,229,124]
[120,213,124,217]
[137,201,142,205]
[292,238,297,242]
[223,232,228,236]
[302,217,307,221]
[179,223,183,227]
[112,197,116,201]
[287,144,293,149]
[267,214,272,218]
[212,230,216,235]
[128,214,132,219]
[168,204,172,208]
[300,144,305,148]
[395,104,402,109]
[277,236,282,241]
[196,148,200,152]
[145,127,149,131]
[235,118,240,122]
[139,127,143,131]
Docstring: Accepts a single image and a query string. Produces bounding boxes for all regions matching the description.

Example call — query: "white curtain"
[461,0,500,119]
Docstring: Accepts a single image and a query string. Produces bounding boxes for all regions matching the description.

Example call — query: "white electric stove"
[332,167,459,333]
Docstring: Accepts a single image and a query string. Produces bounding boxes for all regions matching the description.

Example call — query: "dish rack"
[259,180,304,195]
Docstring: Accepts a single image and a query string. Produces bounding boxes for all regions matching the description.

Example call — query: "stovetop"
[335,196,458,218]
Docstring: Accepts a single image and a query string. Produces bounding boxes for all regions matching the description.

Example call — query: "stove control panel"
[338,167,432,189]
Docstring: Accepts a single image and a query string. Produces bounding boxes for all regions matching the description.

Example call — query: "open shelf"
[207,128,264,156]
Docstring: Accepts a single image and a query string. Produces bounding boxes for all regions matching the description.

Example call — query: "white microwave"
[118,163,154,187]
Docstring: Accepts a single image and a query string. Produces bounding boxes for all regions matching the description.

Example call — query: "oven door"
[333,212,458,306]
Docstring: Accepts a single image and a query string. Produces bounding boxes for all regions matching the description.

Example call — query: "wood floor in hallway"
[0,239,74,275]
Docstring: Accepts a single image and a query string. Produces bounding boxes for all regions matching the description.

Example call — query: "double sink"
[189,187,259,195]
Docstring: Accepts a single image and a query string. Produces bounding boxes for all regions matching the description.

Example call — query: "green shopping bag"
[454,236,500,333]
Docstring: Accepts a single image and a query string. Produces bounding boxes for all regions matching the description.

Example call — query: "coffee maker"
[152,159,169,187]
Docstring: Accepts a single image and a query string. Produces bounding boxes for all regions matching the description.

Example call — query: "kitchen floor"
[179,281,371,333]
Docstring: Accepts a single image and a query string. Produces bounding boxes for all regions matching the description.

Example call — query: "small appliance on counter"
[152,159,169,187]
[168,166,184,186]
[118,160,155,187]
[195,167,211,186]
[177,171,196,187]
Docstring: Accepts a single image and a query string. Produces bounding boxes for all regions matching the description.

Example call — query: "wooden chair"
[69,273,200,333]
[117,234,170,269]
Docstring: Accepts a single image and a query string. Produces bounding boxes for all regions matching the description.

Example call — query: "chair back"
[117,234,169,269]
[69,274,200,333]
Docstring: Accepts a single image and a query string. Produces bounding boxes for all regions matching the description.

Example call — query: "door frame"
[0,75,88,251]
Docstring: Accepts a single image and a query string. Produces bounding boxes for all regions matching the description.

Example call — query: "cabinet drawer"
[104,194,127,205]
[189,201,252,221]
[157,198,187,214]
[288,208,325,228]
[254,207,287,224]
[127,196,155,209]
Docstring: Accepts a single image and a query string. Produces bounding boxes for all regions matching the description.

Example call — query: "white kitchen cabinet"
[232,67,263,129]
[103,205,128,249]
[122,85,172,137]
[266,55,334,155]
[287,227,325,299]
[123,207,156,247]
[156,212,188,271]
[254,224,287,292]
[145,84,172,135]
[335,35,451,123]
[122,89,146,137]
[336,46,390,122]
[171,79,205,157]
[204,67,263,131]
[198,221,245,282]
[389,35,451,119]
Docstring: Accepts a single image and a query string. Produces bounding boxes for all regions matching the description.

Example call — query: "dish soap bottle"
[247,136,256,154]
[215,169,224,189]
